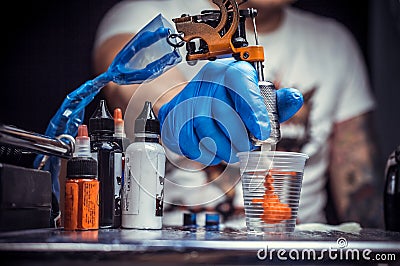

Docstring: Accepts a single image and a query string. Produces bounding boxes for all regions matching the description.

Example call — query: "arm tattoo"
[329,111,384,228]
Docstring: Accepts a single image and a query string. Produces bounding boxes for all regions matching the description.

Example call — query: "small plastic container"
[183,213,197,230]
[237,151,308,234]
[205,213,220,231]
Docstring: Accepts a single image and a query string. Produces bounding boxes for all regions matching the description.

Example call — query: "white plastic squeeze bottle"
[122,101,165,229]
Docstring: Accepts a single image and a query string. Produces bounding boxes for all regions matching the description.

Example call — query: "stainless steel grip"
[258,80,281,144]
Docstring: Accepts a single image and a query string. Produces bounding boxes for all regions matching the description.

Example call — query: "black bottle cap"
[134,101,160,135]
[395,145,400,163]
[66,157,97,179]
[89,100,114,134]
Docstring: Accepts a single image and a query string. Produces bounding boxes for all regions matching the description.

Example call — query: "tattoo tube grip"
[256,81,281,148]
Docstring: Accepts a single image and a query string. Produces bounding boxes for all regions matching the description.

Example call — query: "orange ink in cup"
[252,170,296,224]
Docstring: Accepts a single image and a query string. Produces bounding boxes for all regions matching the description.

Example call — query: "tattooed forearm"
[329,111,384,228]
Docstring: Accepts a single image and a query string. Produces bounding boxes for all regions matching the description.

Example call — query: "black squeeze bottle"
[384,145,400,232]
[89,100,123,228]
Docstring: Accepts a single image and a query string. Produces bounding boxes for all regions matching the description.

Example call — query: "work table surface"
[0,226,399,265]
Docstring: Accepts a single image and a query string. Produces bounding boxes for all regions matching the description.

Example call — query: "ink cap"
[134,101,160,135]
[66,157,97,179]
[113,108,126,138]
[205,213,220,230]
[183,212,197,228]
[73,125,91,157]
[67,124,97,179]
[89,99,114,134]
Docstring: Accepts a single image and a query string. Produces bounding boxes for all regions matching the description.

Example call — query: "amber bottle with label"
[64,125,99,231]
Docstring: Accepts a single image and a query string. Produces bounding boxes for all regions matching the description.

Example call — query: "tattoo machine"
[168,0,280,151]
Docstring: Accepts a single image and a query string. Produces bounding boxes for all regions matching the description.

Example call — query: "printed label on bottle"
[123,156,140,215]
[81,181,100,229]
[64,182,79,230]
[155,176,164,217]
[155,153,165,217]
[114,152,123,216]
[64,180,99,230]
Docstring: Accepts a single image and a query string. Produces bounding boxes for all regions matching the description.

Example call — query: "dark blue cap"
[205,213,220,227]
[183,212,197,227]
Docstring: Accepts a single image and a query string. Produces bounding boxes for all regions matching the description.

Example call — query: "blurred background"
[1,0,399,161]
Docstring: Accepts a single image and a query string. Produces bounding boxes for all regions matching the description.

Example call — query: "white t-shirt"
[94,0,375,224]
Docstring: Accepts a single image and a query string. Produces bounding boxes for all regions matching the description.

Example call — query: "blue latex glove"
[158,59,303,165]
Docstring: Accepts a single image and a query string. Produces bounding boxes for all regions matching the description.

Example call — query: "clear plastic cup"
[237,151,309,234]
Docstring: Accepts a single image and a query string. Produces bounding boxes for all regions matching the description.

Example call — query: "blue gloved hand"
[158,59,303,165]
